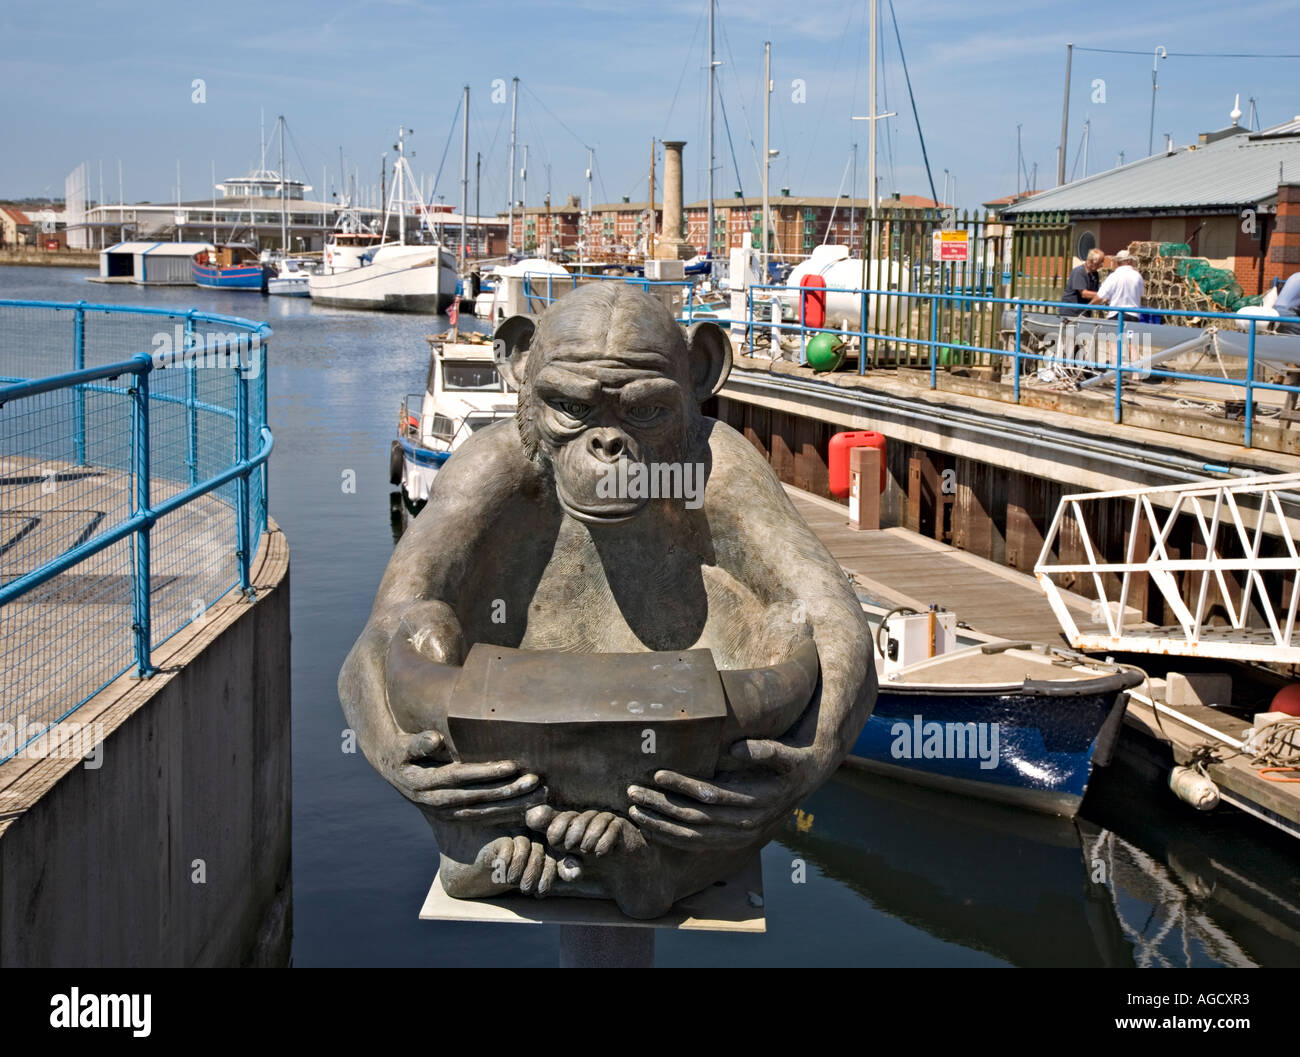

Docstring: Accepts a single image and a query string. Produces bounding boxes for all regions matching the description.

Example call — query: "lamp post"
[1148,45,1167,157]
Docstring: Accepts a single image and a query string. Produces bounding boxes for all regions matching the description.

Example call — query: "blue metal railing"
[0,300,273,761]
[515,271,1300,450]
[739,283,1300,450]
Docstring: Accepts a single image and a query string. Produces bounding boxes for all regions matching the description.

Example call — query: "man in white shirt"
[1095,249,1145,318]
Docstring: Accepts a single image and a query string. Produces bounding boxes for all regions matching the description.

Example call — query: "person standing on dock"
[1059,248,1105,317]
[1274,271,1300,334]
[1095,249,1145,318]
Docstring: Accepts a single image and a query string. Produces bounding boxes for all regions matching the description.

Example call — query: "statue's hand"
[378,729,546,824]
[627,739,813,850]
[524,805,646,857]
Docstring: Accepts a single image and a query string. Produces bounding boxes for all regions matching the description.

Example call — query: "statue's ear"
[493,315,536,390]
[685,321,732,403]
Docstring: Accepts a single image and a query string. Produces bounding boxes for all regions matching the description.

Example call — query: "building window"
[1076,230,1096,260]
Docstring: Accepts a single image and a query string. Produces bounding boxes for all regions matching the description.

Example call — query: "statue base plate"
[419,856,765,933]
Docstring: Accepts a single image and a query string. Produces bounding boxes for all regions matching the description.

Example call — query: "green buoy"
[806,332,846,373]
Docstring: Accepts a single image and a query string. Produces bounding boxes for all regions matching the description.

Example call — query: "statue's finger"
[442,787,548,823]
[594,817,624,856]
[648,771,758,807]
[547,810,578,848]
[519,841,546,893]
[477,836,514,869]
[537,854,560,895]
[416,760,522,791]
[525,804,555,831]
[423,769,537,800]
[564,810,598,850]
[629,805,749,850]
[580,812,615,853]
[402,730,447,762]
[729,739,806,774]
[557,855,582,883]
[628,786,734,826]
[506,835,531,885]
[627,805,703,847]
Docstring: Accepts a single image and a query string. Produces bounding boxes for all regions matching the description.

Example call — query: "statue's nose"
[587,428,626,463]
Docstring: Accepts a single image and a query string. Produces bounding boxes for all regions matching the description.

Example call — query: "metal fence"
[515,269,1300,451]
[0,300,273,764]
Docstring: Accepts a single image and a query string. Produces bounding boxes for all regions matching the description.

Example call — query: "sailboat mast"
[648,138,656,259]
[508,77,519,255]
[762,41,770,268]
[460,84,470,265]
[278,115,288,252]
[707,0,715,258]
[398,127,406,245]
[868,0,877,211]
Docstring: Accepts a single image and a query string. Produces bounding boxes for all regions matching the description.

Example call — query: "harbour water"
[4,264,1298,968]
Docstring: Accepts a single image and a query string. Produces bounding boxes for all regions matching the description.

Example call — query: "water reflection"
[785,760,1300,967]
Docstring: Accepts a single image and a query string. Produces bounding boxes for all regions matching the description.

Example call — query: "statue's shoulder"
[699,417,779,475]
[428,418,542,509]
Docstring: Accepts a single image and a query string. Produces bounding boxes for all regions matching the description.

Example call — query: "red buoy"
[1270,684,1300,717]
[799,273,827,331]
[829,430,887,498]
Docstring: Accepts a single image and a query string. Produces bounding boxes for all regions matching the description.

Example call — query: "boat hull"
[397,437,450,506]
[192,262,266,290]
[313,291,452,313]
[267,276,310,297]
[847,684,1129,817]
[309,248,455,314]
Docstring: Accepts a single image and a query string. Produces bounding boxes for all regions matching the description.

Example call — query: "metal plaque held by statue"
[448,644,727,813]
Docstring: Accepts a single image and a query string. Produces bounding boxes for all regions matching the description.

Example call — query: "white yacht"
[309,128,457,313]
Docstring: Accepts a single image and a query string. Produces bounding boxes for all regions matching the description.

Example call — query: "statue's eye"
[553,400,589,419]
[625,405,663,423]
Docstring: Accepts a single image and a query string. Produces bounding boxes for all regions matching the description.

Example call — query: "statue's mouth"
[557,485,647,524]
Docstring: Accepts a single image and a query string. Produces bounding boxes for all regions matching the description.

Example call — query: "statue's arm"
[627,425,876,846]
[714,432,876,781]
[338,425,545,817]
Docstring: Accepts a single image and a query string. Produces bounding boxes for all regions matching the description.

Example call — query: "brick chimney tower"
[1270,183,1300,280]
[656,140,694,260]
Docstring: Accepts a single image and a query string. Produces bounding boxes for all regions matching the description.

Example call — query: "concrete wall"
[0,526,291,967]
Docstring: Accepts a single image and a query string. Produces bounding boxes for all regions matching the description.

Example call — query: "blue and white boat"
[192,246,266,290]
[849,606,1142,817]
[390,336,517,508]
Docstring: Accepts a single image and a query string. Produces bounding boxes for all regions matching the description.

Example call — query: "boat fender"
[1169,764,1219,810]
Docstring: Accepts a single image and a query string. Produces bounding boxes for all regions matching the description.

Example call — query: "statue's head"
[494,283,731,523]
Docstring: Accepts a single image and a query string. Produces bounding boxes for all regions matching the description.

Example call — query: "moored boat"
[308,129,457,313]
[389,335,517,507]
[192,245,266,290]
[265,255,314,296]
[849,606,1143,817]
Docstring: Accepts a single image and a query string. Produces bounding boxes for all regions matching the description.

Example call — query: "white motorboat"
[265,255,314,297]
[390,336,517,506]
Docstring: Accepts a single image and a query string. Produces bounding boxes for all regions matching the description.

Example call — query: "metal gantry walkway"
[1035,472,1300,663]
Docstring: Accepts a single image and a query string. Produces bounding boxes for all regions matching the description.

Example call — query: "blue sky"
[3,0,1298,213]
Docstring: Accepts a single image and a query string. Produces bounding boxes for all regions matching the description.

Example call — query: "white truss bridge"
[1035,472,1300,663]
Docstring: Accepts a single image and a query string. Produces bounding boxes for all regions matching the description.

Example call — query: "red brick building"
[508,192,948,259]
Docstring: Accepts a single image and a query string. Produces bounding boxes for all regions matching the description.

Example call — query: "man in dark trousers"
[1059,247,1105,317]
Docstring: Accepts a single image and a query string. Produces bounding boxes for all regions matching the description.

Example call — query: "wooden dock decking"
[785,486,1094,642]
